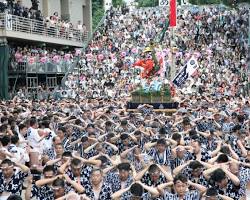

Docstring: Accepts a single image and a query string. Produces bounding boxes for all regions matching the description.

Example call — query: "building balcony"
[9,59,74,74]
[0,13,88,47]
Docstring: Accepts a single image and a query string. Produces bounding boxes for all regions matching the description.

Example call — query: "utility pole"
[247,10,250,96]
[170,28,176,81]
[77,56,80,104]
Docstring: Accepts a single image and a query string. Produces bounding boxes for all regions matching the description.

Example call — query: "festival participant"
[84,168,112,199]
[112,181,159,200]
[202,188,234,200]
[59,157,101,187]
[157,173,207,199]
[173,160,211,187]
[135,164,173,187]
[0,159,29,198]
[145,138,174,168]
[203,167,241,199]
[105,162,134,193]
[1,3,249,200]
[33,165,84,199]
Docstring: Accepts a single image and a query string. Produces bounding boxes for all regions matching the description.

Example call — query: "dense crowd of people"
[0,0,87,41]
[58,5,249,100]
[2,3,250,200]
[0,0,42,20]
[10,45,75,65]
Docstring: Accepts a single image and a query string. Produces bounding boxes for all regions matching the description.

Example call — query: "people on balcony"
[9,45,76,73]
[0,1,87,41]
[2,4,249,199]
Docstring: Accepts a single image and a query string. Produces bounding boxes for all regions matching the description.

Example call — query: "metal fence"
[9,59,73,74]
[0,13,88,43]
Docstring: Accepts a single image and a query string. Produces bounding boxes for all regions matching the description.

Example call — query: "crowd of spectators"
[8,45,77,78]
[0,0,87,41]
[1,3,250,200]
[0,0,43,21]
[10,45,75,65]
[57,5,249,100]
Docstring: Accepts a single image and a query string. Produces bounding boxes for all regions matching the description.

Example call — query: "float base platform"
[126,102,179,113]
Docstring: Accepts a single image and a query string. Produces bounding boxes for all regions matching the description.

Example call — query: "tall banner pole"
[169,0,177,81]
[170,28,175,81]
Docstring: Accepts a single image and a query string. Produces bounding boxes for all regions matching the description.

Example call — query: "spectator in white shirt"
[41,120,56,152]
[0,136,13,161]
[77,20,83,32]
[8,135,29,164]
[27,117,48,153]
[17,124,28,149]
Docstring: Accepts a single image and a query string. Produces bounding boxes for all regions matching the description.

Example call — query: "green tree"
[92,0,105,30]
[113,0,125,7]
[92,0,125,30]
[189,0,250,5]
[135,0,159,7]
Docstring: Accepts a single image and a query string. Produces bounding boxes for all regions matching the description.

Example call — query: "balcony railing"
[9,59,74,74]
[0,13,88,43]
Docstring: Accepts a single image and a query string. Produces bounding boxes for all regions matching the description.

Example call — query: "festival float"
[127,45,179,112]
[126,3,199,112]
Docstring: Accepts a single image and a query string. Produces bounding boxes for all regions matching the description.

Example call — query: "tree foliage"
[92,0,105,30]
[113,0,125,7]
[189,0,250,5]
[92,0,125,30]
[135,0,159,7]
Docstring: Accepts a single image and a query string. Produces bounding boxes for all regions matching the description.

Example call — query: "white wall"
[61,0,69,20]
[47,0,61,17]
[68,0,92,32]
[82,0,92,33]
[69,0,83,24]
[19,0,32,8]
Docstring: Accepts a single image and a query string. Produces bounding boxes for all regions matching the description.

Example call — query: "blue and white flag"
[172,56,198,87]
